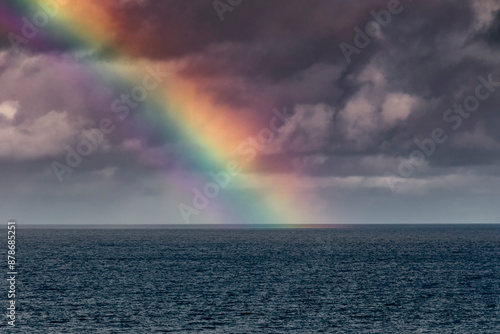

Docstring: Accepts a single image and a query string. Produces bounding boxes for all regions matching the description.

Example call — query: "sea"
[1,224,499,333]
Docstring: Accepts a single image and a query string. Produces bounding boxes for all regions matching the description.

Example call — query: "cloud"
[381,93,419,125]
[2,0,500,223]
[336,65,423,150]
[0,109,85,160]
[471,0,500,30]
[452,121,500,150]
[0,100,19,120]
[268,103,334,154]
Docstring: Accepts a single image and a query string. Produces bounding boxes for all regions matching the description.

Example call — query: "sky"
[0,0,500,225]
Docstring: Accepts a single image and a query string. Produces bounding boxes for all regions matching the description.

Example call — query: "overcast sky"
[1,0,500,225]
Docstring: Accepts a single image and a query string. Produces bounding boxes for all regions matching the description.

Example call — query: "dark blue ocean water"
[1,225,500,333]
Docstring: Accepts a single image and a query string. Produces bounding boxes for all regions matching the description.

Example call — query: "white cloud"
[471,0,500,30]
[0,110,85,160]
[381,93,418,125]
[237,171,500,197]
[0,100,19,120]
[340,95,378,142]
[339,65,422,148]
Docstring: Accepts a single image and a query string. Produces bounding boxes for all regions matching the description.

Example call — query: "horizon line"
[11,223,500,229]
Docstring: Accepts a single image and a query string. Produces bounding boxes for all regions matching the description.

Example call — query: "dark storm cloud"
[105,0,391,60]
[3,0,500,157]
[2,0,500,223]
[1,0,385,58]
[4,0,499,172]
[249,0,500,176]
[484,9,500,46]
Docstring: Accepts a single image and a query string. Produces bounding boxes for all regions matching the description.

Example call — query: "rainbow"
[0,0,332,226]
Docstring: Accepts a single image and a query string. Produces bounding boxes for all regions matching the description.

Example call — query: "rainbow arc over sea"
[0,0,335,226]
